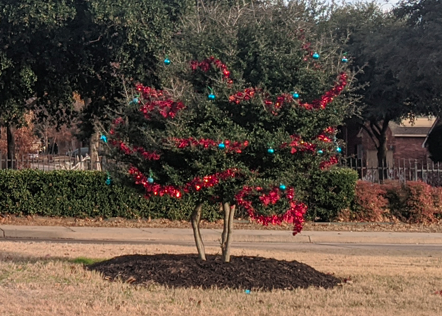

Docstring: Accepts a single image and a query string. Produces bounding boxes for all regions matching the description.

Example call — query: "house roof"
[389,117,437,138]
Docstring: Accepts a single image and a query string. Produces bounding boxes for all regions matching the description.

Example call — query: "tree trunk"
[89,129,100,170]
[376,119,390,183]
[191,203,206,261]
[221,202,235,263]
[377,134,387,182]
[6,123,16,169]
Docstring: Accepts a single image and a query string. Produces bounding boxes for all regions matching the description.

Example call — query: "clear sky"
[375,0,401,11]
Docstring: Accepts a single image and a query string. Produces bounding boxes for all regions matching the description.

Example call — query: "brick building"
[343,117,437,167]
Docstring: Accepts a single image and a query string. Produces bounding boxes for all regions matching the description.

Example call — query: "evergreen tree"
[105,1,352,262]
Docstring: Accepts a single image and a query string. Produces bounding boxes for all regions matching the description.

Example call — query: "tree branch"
[358,122,379,149]
[370,120,381,139]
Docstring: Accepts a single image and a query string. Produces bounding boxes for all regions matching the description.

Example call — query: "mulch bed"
[87,254,340,291]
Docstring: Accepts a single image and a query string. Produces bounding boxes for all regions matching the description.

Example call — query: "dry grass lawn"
[1,241,442,316]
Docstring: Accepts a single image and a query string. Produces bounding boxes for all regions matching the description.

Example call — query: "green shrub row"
[0,168,359,222]
[0,169,220,220]
[303,168,359,222]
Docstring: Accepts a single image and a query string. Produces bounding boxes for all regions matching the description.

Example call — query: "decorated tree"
[105,1,352,262]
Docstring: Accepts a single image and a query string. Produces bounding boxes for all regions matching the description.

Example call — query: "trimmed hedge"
[350,180,442,223]
[304,168,359,221]
[0,169,359,222]
[0,169,220,220]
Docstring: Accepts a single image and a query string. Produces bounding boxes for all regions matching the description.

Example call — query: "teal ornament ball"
[100,135,107,143]
[147,177,154,184]
[318,149,323,154]
[208,93,216,100]
[267,148,275,154]
[292,92,299,99]
[105,177,111,186]
[336,147,342,153]
[245,290,251,294]
[341,56,348,63]
[312,52,320,59]
[218,143,225,149]
[279,184,286,191]
[164,58,171,65]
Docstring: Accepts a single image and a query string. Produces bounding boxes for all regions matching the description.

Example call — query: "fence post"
[414,160,418,181]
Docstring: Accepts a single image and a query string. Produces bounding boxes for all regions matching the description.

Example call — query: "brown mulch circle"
[87,254,340,291]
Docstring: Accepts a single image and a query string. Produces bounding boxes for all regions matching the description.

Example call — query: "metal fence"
[0,154,104,171]
[3,153,442,186]
[342,157,442,186]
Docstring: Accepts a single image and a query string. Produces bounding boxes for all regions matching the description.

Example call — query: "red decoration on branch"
[316,134,333,143]
[228,88,257,104]
[280,135,316,154]
[132,146,161,160]
[128,166,239,199]
[139,99,185,119]
[109,140,161,161]
[299,73,348,110]
[190,56,232,83]
[235,186,308,235]
[135,84,186,119]
[323,126,336,135]
[172,138,249,153]
[319,156,339,169]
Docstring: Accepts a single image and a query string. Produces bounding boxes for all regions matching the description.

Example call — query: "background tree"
[323,1,441,179]
[106,0,352,262]
[393,0,442,105]
[61,0,193,168]
[0,0,75,167]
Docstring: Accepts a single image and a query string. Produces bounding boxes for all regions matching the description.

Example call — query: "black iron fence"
[341,157,442,186]
[3,153,442,186]
[0,154,104,171]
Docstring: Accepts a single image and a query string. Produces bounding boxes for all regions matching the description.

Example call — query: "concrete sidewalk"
[1,225,442,244]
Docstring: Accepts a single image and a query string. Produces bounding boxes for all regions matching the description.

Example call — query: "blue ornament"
[312,52,320,59]
[267,148,275,154]
[164,58,171,65]
[245,290,251,294]
[147,177,154,184]
[208,93,216,100]
[336,147,342,153]
[129,97,139,105]
[341,56,348,63]
[105,177,111,186]
[292,92,299,99]
[318,149,323,154]
[279,184,286,191]
[100,135,107,143]
[218,143,225,149]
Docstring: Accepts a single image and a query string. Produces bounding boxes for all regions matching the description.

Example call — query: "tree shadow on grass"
[87,254,340,291]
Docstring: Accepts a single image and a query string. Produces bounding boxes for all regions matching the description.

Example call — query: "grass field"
[1,241,442,316]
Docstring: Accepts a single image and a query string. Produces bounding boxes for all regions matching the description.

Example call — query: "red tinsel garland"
[128,166,239,198]
[227,73,347,114]
[319,156,339,169]
[172,138,249,153]
[235,186,308,235]
[190,56,233,84]
[299,73,348,110]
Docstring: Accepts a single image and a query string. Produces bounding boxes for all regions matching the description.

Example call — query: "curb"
[1,225,442,245]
